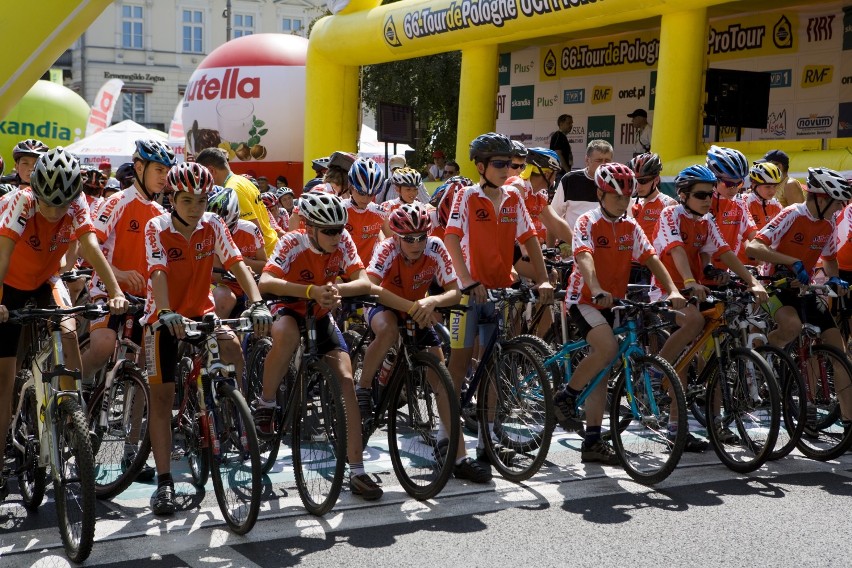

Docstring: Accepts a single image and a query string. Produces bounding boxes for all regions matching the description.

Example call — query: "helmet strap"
[480,159,501,190]
[679,190,705,217]
[135,161,155,201]
[815,195,833,221]
[307,226,330,254]
[598,198,623,221]
[171,208,191,228]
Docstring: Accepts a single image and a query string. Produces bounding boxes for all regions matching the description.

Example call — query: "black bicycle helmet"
[469,132,513,162]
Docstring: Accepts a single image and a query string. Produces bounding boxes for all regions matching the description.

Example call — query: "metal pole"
[225,0,232,42]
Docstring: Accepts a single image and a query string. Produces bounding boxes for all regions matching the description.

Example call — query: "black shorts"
[775,288,836,332]
[276,308,348,355]
[367,305,441,348]
[0,282,68,358]
[568,304,616,340]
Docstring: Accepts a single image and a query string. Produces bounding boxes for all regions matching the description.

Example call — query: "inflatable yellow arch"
[307,0,730,182]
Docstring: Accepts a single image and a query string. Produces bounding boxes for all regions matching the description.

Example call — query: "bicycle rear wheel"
[210,382,262,535]
[610,354,687,485]
[87,366,151,499]
[388,352,459,500]
[54,398,97,563]
[705,347,780,473]
[15,375,46,509]
[754,345,805,460]
[292,360,347,516]
[790,344,852,461]
[478,343,554,482]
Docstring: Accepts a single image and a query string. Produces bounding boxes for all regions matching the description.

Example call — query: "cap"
[432,150,445,159]
[257,175,268,181]
[98,161,111,171]
[627,109,648,118]
[763,149,790,170]
[389,155,406,170]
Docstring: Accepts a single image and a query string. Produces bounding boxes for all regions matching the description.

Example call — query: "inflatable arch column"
[456,44,499,180]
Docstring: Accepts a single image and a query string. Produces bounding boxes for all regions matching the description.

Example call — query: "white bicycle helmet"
[349,157,385,196]
[207,187,240,231]
[30,147,83,207]
[806,167,852,200]
[299,192,348,227]
[391,167,421,187]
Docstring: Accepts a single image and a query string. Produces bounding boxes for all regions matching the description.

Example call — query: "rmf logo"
[801,65,833,88]
[591,86,612,104]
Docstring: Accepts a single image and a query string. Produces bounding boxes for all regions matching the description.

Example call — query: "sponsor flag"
[48,69,63,85]
[85,79,124,138]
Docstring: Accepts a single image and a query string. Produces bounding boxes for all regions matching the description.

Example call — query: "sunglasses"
[636,176,656,184]
[314,226,344,236]
[690,191,715,200]
[719,179,744,190]
[488,159,514,169]
[399,233,428,243]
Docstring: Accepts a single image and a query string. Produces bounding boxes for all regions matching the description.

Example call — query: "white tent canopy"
[357,124,413,166]
[65,119,168,169]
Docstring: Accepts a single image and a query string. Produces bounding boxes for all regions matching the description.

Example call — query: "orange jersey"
[628,192,677,240]
[566,208,655,307]
[91,186,165,298]
[220,219,264,296]
[263,230,363,318]
[142,212,243,324]
[380,198,407,216]
[651,204,730,290]
[445,184,536,289]
[366,236,457,301]
[0,189,94,291]
[744,191,782,231]
[522,182,548,244]
[344,199,387,264]
[709,195,757,267]
[755,203,836,276]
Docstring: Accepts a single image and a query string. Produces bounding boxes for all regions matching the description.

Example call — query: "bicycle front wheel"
[291,361,347,516]
[87,366,151,499]
[176,378,208,487]
[791,344,852,461]
[210,382,262,535]
[610,354,687,485]
[15,375,46,509]
[705,347,780,473]
[478,342,554,482]
[754,345,805,460]
[388,352,459,500]
[54,398,97,563]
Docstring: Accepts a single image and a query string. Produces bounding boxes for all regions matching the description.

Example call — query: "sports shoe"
[122,455,156,482]
[714,423,740,445]
[553,388,583,432]
[152,484,176,516]
[679,432,709,453]
[253,397,277,437]
[350,473,383,500]
[580,439,621,466]
[476,444,516,466]
[356,387,373,421]
[454,457,492,483]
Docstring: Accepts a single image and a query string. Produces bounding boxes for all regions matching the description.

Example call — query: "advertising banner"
[85,79,124,138]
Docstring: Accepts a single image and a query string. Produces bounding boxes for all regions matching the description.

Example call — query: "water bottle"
[377,349,397,386]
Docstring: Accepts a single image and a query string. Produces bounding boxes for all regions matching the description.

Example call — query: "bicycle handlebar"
[8,303,108,323]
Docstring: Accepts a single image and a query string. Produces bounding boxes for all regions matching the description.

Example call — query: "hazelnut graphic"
[250,144,267,160]
[235,143,251,161]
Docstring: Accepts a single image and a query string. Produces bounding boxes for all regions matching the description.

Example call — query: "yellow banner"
[539,28,660,81]
[706,11,798,62]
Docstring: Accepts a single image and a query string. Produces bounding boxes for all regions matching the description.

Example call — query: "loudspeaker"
[704,68,771,130]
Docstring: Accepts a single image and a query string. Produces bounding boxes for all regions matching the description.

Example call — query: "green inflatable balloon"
[0,80,89,170]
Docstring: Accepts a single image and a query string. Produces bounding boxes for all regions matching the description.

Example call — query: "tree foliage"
[361,51,461,170]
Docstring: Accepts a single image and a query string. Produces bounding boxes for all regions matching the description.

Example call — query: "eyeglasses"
[636,176,656,184]
[315,226,344,236]
[690,191,715,200]
[719,179,744,190]
[488,159,512,169]
[399,233,428,243]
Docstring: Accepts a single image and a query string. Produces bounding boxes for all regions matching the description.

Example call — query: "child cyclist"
[357,203,469,473]
[207,187,268,318]
[143,162,272,516]
[705,146,758,267]
[627,152,676,241]
[654,165,768,450]
[0,148,129,500]
[381,168,422,215]
[553,163,686,464]
[744,161,783,232]
[254,192,384,501]
[444,132,553,478]
[345,157,390,264]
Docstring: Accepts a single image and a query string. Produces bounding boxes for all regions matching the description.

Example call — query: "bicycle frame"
[93,314,143,436]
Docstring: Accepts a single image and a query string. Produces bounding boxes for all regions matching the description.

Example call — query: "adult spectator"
[427,150,447,181]
[196,147,278,255]
[276,175,288,188]
[628,109,652,157]
[760,149,805,207]
[549,114,574,174]
[551,139,613,230]
[443,160,460,178]
[99,160,112,179]
[257,175,270,192]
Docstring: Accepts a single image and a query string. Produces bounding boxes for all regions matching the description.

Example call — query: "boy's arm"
[79,232,128,312]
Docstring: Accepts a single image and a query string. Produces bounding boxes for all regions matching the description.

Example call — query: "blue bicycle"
[543,299,688,485]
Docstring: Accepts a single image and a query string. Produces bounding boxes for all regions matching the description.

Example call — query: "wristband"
[156,309,173,318]
[683,278,697,285]
[305,284,314,299]
[407,304,417,315]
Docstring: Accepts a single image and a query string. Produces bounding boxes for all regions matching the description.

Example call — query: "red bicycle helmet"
[389,203,432,235]
[594,162,637,196]
[167,162,214,195]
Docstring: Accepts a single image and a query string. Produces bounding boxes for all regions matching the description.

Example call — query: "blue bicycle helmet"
[133,139,176,168]
[705,145,748,182]
[526,147,560,171]
[675,165,718,191]
[349,157,385,196]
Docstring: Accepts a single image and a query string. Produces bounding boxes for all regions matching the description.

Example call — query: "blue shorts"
[448,295,498,350]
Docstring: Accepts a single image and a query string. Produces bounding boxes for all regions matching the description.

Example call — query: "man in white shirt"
[551,139,613,231]
[628,109,652,157]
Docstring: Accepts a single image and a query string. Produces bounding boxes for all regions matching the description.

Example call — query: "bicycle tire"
[54,398,97,563]
[387,351,459,500]
[15,377,46,509]
[610,354,687,485]
[790,343,852,461]
[478,343,554,482]
[87,366,151,499]
[754,345,805,461]
[705,347,780,473]
[292,360,347,516]
[175,368,209,487]
[209,382,262,535]
[245,337,286,474]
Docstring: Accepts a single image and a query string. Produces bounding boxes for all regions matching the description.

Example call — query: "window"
[121,92,146,123]
[182,9,203,53]
[282,17,304,34]
[234,14,254,38]
[122,5,143,49]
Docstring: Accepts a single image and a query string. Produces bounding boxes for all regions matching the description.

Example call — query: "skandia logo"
[185,68,261,102]
[589,129,612,138]
[797,115,833,129]
[0,120,75,140]
[511,98,532,107]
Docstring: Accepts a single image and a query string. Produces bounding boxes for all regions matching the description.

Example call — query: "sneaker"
[553,388,583,432]
[253,397,277,437]
[350,473,383,500]
[680,433,709,453]
[122,455,156,483]
[476,444,516,466]
[356,387,373,421]
[454,457,492,483]
[714,423,740,445]
[152,484,176,516]
[580,439,621,466]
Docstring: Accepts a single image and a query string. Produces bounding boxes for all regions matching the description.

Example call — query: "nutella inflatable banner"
[85,78,124,138]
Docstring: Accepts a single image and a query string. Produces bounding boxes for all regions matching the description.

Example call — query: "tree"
[361,52,461,170]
